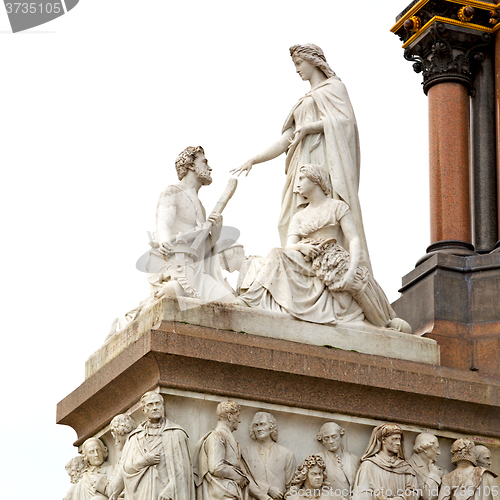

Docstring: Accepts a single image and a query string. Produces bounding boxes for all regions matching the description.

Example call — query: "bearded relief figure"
[438,438,499,500]
[147,145,234,303]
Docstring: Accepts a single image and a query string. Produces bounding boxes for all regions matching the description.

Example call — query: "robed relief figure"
[408,434,446,500]
[438,439,499,500]
[109,391,194,500]
[475,446,494,471]
[71,438,114,500]
[353,424,418,500]
[317,422,360,499]
[232,43,370,272]
[194,401,271,500]
[243,412,297,499]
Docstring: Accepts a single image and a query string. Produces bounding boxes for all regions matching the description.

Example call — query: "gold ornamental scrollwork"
[391,0,500,46]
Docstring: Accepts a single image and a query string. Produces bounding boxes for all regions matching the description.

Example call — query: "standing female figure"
[232,44,369,270]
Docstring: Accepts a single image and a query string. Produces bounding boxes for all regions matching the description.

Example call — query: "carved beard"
[452,449,476,466]
[196,167,212,185]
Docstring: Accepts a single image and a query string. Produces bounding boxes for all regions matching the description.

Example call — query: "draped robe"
[319,450,360,498]
[237,199,364,324]
[353,454,418,500]
[194,425,250,500]
[110,418,194,500]
[71,462,114,500]
[280,76,370,273]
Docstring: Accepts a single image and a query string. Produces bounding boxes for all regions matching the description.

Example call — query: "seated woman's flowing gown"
[238,199,397,327]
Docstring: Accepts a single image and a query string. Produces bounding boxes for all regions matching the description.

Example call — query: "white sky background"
[0,1,429,497]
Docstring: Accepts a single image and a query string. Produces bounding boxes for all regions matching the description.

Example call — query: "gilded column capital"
[392,0,497,94]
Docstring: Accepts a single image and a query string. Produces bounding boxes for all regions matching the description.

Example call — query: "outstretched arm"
[231,128,294,176]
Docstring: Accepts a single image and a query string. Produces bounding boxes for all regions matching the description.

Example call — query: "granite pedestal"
[392,252,500,375]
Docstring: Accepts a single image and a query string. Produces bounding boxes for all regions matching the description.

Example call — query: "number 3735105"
[5,3,62,14]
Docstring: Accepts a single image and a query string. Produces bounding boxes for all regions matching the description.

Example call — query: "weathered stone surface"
[58,320,500,448]
[86,297,439,378]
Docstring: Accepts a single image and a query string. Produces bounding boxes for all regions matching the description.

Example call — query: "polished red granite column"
[392,5,500,376]
[428,83,472,248]
[495,31,500,250]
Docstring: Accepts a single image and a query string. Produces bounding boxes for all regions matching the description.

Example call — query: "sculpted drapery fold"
[280,77,370,272]
[353,455,418,500]
[194,427,249,500]
[110,419,194,500]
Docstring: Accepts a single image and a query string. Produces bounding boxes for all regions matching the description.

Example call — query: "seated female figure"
[236,164,410,332]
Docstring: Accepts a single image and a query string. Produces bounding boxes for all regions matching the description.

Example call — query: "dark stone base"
[392,252,500,376]
[416,240,476,266]
[56,320,500,446]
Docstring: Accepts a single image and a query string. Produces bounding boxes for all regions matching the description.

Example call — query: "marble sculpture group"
[108,43,416,337]
[77,41,500,500]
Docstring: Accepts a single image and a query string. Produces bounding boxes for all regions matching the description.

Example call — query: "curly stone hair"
[249,412,279,442]
[216,400,240,421]
[65,456,85,484]
[175,146,205,180]
[285,455,329,498]
[110,413,137,436]
[451,438,477,466]
[289,44,335,79]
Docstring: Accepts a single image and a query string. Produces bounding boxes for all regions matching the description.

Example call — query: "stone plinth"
[57,318,500,448]
[392,252,500,375]
[85,298,440,378]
